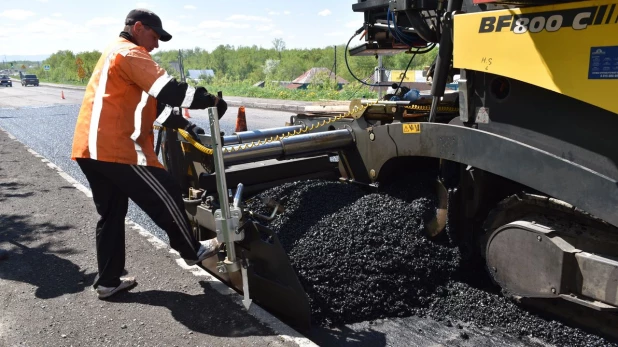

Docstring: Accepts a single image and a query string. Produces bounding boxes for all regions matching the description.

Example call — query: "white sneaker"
[95,277,137,299]
[184,239,221,266]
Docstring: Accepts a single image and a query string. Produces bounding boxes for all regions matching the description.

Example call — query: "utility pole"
[376,56,385,99]
[178,49,186,82]
[329,46,339,89]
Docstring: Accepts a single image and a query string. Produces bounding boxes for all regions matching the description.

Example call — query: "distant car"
[0,75,11,87]
[21,74,39,87]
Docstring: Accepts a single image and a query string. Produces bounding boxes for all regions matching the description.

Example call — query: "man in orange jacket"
[71,8,228,299]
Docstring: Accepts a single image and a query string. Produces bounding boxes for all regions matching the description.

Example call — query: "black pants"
[76,158,200,288]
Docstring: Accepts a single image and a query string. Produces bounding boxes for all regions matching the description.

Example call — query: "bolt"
[531,221,536,224]
[392,107,397,113]
[551,288,556,294]
[370,169,376,179]
[235,228,241,234]
[537,236,542,242]
[369,133,375,141]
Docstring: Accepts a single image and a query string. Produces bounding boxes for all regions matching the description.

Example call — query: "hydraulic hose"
[404,10,438,43]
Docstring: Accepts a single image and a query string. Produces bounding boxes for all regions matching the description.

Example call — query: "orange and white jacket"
[71,34,218,168]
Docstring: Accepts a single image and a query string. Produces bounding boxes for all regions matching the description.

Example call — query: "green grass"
[200,81,378,101]
[37,77,87,87]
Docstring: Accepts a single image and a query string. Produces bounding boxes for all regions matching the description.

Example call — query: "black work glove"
[184,122,205,142]
[216,98,228,119]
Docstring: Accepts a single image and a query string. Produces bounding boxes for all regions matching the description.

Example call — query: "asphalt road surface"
[1,83,611,347]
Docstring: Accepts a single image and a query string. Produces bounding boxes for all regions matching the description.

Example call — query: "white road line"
[0,126,318,347]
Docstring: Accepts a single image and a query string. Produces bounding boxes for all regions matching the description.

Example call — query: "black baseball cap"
[125,9,172,42]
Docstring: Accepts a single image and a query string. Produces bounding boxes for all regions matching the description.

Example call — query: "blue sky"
[0,0,365,58]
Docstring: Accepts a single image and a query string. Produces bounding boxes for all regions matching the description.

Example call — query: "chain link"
[154,100,379,156]
[154,100,458,156]
[404,104,459,112]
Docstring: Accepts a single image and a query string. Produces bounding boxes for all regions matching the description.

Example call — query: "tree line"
[27,39,438,99]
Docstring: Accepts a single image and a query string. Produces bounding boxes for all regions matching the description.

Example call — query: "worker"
[70,8,228,299]
[385,83,399,99]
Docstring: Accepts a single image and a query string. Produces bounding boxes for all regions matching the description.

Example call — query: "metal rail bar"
[222,129,354,166]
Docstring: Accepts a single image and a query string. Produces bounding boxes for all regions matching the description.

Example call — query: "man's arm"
[116,48,226,113]
[154,103,207,142]
[117,48,227,132]
[155,103,186,128]
[154,77,219,110]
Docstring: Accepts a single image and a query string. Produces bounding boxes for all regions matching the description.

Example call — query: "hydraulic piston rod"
[359,99,416,106]
[222,126,305,146]
[222,129,354,166]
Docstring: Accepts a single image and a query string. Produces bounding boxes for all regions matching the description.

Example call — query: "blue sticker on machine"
[589,46,618,79]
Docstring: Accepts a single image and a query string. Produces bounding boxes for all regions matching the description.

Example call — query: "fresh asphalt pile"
[426,281,614,347]
[245,176,618,347]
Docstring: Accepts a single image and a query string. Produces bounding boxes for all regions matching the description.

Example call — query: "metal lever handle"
[233,183,244,208]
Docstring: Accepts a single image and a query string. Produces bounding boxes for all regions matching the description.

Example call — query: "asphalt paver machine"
[159,0,618,334]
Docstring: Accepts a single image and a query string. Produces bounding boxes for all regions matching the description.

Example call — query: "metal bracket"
[214,206,244,243]
[216,258,241,274]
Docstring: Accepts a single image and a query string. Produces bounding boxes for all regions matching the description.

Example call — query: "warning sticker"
[403,123,421,134]
[589,46,618,79]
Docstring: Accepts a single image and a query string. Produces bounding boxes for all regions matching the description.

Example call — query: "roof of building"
[292,67,348,84]
[187,69,215,79]
[364,70,433,92]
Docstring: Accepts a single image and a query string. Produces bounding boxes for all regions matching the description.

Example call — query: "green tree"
[210,45,231,77]
[272,38,285,60]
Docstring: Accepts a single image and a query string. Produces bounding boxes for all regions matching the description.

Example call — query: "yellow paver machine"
[159,0,618,337]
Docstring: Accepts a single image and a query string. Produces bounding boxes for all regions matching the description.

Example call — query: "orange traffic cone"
[235,106,247,132]
[184,108,190,118]
[61,90,65,99]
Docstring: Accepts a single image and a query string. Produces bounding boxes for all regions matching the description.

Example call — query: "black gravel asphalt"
[246,177,618,347]
[0,126,299,347]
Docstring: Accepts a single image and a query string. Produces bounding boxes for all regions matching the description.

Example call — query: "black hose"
[404,10,438,43]
[344,28,436,87]
[344,29,385,87]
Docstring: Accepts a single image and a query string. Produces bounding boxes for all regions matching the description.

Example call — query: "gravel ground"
[426,281,615,347]
[246,178,618,347]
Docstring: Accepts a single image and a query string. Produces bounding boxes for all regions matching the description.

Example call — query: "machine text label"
[478,5,614,34]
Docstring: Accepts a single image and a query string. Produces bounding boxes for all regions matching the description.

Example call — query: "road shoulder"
[0,127,305,347]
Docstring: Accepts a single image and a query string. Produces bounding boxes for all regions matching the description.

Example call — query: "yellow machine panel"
[453,0,618,114]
